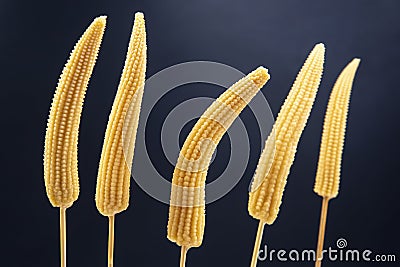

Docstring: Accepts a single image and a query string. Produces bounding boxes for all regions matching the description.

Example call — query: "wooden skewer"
[60,207,67,267]
[108,215,115,267]
[180,246,189,267]
[250,221,266,267]
[315,197,330,267]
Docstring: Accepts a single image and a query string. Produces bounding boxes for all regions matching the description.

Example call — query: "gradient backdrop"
[1,0,399,266]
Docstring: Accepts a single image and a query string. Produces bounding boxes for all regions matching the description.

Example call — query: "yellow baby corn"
[248,44,325,267]
[43,16,106,267]
[249,43,325,224]
[314,59,361,199]
[314,58,360,267]
[96,12,146,216]
[95,12,146,267]
[168,67,270,265]
[44,16,106,208]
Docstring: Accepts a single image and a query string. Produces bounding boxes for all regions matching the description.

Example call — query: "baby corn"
[43,16,106,267]
[248,44,325,267]
[314,59,361,199]
[314,59,360,267]
[168,67,270,266]
[95,12,146,267]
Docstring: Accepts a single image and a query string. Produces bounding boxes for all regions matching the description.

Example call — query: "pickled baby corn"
[168,67,270,266]
[314,59,361,199]
[95,12,146,267]
[43,16,106,267]
[248,44,325,267]
[313,59,360,267]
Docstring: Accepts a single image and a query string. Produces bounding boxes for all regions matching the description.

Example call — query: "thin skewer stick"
[60,207,67,267]
[315,197,330,267]
[180,246,188,267]
[250,221,266,267]
[108,215,115,267]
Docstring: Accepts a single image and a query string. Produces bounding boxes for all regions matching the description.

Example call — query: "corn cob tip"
[135,12,145,19]
[339,58,361,83]
[310,43,325,59]
[350,58,361,67]
[93,15,107,26]
[248,66,270,88]
[314,42,326,50]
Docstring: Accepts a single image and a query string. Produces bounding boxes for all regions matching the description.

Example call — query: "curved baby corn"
[167,67,270,250]
[43,16,106,267]
[314,59,360,199]
[44,16,106,208]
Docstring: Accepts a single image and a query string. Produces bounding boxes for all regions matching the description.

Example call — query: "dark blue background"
[1,0,399,266]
